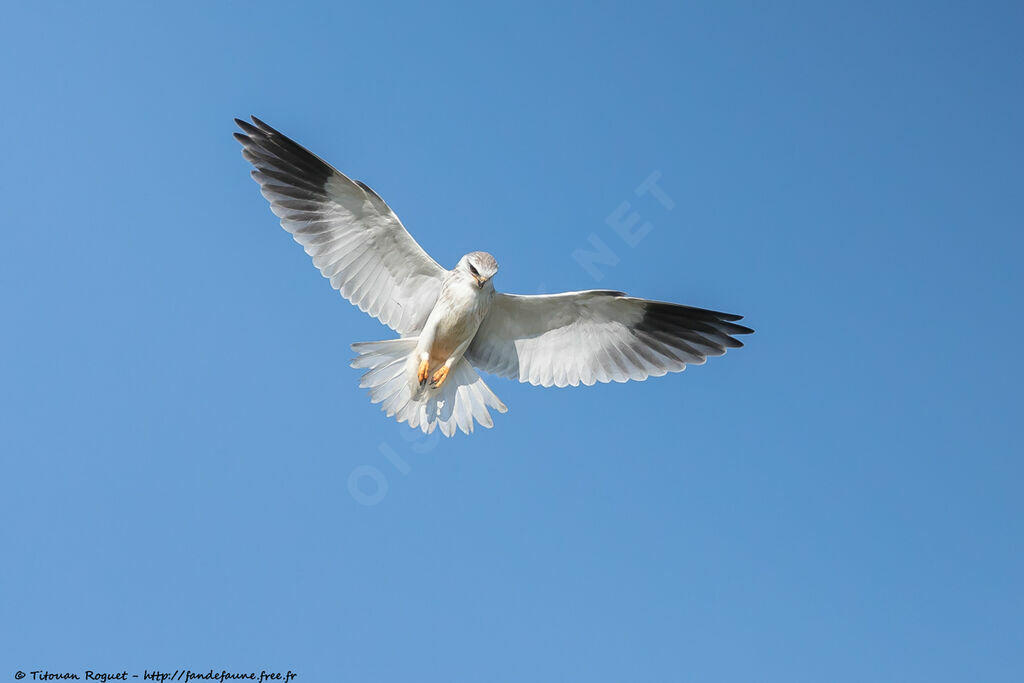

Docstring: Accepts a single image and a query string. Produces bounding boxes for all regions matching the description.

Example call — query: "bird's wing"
[467,290,753,387]
[234,117,446,335]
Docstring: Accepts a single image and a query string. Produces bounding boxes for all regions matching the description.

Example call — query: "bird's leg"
[417,352,430,386]
[429,333,478,389]
[430,363,450,388]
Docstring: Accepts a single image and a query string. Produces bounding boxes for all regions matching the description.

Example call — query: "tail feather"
[350,337,507,436]
[358,355,406,390]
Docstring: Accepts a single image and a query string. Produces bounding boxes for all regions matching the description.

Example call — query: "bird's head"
[458,251,499,289]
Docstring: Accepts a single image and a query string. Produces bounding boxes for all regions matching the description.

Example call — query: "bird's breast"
[428,280,492,361]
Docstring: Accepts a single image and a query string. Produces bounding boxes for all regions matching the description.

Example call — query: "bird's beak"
[474,275,486,288]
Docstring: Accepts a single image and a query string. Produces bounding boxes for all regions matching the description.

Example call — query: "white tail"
[350,337,508,437]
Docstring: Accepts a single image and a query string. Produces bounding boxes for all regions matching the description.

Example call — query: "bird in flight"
[234,117,753,437]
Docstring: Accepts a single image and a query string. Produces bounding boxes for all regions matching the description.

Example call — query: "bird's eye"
[469,264,479,276]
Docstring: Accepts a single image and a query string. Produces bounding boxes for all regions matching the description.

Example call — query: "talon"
[430,365,450,388]
[417,359,430,386]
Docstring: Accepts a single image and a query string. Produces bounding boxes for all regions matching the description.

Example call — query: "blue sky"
[2,1,1022,681]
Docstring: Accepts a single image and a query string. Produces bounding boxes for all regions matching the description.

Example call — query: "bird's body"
[235,117,753,436]
[413,250,497,387]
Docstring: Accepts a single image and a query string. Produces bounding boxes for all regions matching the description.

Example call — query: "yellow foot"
[417,358,430,386]
[430,365,450,388]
